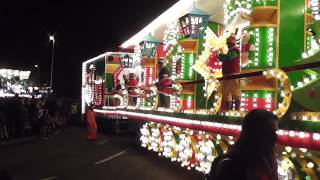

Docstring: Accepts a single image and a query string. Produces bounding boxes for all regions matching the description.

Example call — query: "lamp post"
[49,35,55,91]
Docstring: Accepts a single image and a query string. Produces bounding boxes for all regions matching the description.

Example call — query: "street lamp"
[49,35,55,91]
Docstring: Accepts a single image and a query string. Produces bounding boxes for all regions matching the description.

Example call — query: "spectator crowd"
[0,95,79,140]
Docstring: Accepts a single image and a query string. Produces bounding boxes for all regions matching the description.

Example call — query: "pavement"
[0,127,203,180]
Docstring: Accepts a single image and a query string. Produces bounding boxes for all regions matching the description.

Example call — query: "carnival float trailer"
[82,0,320,179]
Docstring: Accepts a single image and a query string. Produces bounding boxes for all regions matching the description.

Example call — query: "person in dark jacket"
[208,109,279,180]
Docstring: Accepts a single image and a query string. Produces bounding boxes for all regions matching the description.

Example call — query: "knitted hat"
[227,34,237,44]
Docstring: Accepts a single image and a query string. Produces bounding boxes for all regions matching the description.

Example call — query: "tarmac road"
[0,127,203,180]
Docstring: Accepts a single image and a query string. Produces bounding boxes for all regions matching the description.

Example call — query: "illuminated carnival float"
[0,68,45,98]
[82,0,320,179]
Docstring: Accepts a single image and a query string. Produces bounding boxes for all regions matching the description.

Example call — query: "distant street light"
[49,35,55,92]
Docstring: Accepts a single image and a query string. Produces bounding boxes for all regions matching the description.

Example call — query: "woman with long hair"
[208,109,279,180]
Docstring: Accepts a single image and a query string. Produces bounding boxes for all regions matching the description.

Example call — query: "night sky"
[0,0,177,97]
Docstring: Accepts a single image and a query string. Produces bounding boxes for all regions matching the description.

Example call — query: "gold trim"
[220,110,247,117]
[194,42,198,109]
[241,69,268,73]
[276,0,280,68]
[273,0,280,104]
[291,112,320,121]
[175,80,195,83]
[179,39,199,52]
[306,13,313,23]
[241,87,276,91]
[244,23,277,29]
[253,6,278,11]
[252,6,278,25]
[264,69,292,118]
[180,50,197,54]
[304,0,307,51]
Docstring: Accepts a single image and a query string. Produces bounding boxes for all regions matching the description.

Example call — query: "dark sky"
[0,0,177,97]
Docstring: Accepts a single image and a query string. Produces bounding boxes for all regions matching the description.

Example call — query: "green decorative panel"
[105,73,113,90]
[293,78,320,111]
[207,22,220,34]
[252,0,278,7]
[242,26,277,70]
[178,53,196,80]
[279,0,305,67]
[287,70,310,88]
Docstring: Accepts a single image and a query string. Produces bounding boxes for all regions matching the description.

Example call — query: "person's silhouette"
[208,109,279,180]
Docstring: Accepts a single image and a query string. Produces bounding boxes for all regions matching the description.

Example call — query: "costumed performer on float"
[112,79,122,106]
[156,57,172,108]
[126,73,139,106]
[217,34,241,111]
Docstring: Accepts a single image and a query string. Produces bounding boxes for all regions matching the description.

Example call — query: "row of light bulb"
[292,112,320,122]
[295,74,318,89]
[267,28,275,66]
[253,29,260,66]
[309,0,320,20]
[106,68,293,118]
[243,27,276,68]
[240,93,273,112]
[163,21,179,51]
[140,123,222,173]
[189,54,194,79]
[223,0,252,25]
[180,54,185,79]
[301,35,320,58]
[139,123,315,177]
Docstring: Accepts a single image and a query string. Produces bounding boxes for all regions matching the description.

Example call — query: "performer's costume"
[217,35,241,110]
[85,107,97,140]
[127,73,139,106]
[157,60,172,108]
[112,81,122,106]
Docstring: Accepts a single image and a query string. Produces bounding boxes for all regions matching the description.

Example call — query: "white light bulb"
[313,133,320,140]
[307,162,314,168]
[302,52,308,58]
